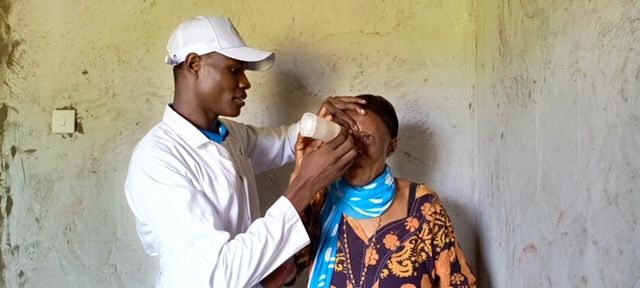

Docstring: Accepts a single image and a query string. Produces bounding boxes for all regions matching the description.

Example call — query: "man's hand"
[285,129,357,212]
[260,258,297,288]
[317,96,366,133]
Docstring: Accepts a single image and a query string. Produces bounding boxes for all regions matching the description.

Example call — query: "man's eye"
[230,64,248,74]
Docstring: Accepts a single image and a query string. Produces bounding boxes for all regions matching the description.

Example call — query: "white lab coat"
[125,106,310,288]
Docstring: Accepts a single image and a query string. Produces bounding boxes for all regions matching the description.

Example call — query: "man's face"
[343,110,397,186]
[194,53,251,118]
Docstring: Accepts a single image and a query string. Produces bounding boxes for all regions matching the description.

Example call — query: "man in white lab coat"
[125,16,365,288]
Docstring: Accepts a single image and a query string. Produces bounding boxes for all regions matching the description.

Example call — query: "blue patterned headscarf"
[309,165,396,287]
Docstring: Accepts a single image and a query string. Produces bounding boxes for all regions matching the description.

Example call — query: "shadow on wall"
[255,51,323,211]
[474,219,493,287]
[392,123,490,286]
[260,49,331,125]
[391,123,436,183]
[270,69,313,124]
[446,201,493,287]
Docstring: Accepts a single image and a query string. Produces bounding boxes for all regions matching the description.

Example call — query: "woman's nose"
[353,136,366,153]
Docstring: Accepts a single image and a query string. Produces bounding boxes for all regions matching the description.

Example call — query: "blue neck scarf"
[309,165,396,288]
[198,121,229,144]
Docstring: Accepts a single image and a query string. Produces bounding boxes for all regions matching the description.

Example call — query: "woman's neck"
[343,166,385,187]
[349,179,410,239]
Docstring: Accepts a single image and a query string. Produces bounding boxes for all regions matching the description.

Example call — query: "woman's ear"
[387,138,398,157]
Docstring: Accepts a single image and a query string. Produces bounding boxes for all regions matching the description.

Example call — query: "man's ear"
[387,138,398,157]
[184,53,202,76]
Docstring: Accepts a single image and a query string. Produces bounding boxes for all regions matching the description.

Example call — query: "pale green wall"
[475,1,640,287]
[0,1,476,287]
[1,1,638,288]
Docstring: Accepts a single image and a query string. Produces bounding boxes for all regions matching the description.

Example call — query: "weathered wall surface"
[475,1,640,287]
[0,1,477,287]
[3,0,639,287]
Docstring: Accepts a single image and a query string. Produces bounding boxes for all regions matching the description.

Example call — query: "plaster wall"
[1,0,638,287]
[475,1,640,287]
[0,1,476,287]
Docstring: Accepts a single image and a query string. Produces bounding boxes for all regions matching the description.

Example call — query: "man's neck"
[171,99,219,131]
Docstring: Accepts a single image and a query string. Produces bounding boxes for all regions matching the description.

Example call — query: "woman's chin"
[343,171,373,187]
[343,167,360,181]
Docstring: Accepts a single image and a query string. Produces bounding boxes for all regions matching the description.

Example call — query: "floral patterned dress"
[298,182,476,288]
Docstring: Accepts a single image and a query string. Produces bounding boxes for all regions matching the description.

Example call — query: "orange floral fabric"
[298,183,476,288]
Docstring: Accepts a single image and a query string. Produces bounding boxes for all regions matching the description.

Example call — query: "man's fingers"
[303,138,323,155]
[321,97,366,112]
[325,96,366,114]
[319,128,349,150]
[320,105,358,132]
[318,96,367,132]
[284,260,297,283]
[319,133,356,173]
[318,106,328,117]
[331,133,355,157]
[335,148,358,172]
[327,96,367,106]
[331,109,359,132]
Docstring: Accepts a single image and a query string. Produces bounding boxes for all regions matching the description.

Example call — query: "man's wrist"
[284,179,311,213]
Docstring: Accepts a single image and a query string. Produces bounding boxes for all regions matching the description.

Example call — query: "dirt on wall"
[0,0,20,76]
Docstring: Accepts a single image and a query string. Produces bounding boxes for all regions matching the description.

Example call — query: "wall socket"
[52,110,76,134]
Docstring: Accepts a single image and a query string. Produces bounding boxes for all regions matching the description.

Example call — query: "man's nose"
[239,73,251,89]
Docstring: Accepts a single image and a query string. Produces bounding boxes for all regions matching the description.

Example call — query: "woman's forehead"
[348,109,388,131]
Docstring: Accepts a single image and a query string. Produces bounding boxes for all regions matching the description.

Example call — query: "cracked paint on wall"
[0,103,7,286]
[0,0,20,77]
[1,1,22,286]
[476,0,640,287]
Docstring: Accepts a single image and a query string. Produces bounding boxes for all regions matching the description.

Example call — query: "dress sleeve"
[422,186,477,287]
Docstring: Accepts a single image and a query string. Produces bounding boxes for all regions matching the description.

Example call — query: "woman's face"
[343,109,397,186]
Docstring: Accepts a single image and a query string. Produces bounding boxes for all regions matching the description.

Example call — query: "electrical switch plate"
[52,110,76,134]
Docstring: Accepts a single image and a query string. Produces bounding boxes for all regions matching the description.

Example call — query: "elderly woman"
[294,94,476,288]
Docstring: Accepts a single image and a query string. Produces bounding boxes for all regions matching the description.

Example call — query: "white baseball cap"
[165,16,275,71]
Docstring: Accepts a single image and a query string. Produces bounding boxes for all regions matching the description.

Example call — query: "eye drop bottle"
[297,112,341,142]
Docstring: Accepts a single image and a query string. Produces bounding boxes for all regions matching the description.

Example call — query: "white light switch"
[52,110,76,134]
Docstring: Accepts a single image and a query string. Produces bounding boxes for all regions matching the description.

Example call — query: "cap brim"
[217,47,275,71]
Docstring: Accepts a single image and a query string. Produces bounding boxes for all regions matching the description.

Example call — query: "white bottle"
[297,112,341,142]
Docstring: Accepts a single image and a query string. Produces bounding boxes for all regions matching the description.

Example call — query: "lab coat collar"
[162,105,211,148]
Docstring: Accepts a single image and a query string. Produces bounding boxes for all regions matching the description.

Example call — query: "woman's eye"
[362,135,374,141]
